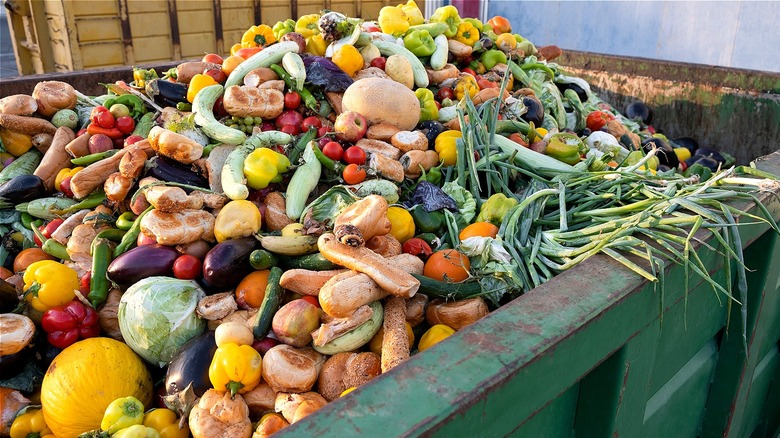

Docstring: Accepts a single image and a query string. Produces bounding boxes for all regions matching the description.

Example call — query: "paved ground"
[1,6,20,78]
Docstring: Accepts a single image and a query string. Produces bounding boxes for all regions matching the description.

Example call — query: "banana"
[259,235,319,256]
[313,301,384,355]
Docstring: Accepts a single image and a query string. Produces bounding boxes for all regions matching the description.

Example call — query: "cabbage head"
[118,277,206,367]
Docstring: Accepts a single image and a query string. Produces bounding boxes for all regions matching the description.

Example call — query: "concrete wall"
[487,1,780,73]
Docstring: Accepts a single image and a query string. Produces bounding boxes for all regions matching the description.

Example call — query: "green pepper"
[462,17,483,32]
[476,193,518,226]
[131,112,156,138]
[685,163,713,181]
[415,88,439,122]
[116,211,136,230]
[410,205,446,234]
[429,5,461,38]
[480,49,507,70]
[273,18,296,40]
[419,163,443,186]
[103,94,146,118]
[545,132,584,165]
[403,29,437,57]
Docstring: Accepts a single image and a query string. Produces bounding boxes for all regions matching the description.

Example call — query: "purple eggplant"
[107,244,179,288]
[202,237,256,291]
[165,330,217,399]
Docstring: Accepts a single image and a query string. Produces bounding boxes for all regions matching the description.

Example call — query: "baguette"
[381,296,410,372]
[0,114,57,136]
[148,126,203,164]
[64,132,91,158]
[356,138,401,160]
[33,126,75,191]
[279,268,348,296]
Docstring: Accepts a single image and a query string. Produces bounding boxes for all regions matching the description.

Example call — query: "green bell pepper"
[403,29,437,57]
[273,19,296,40]
[480,49,508,70]
[476,193,518,226]
[429,5,461,38]
[410,205,446,234]
[545,133,585,166]
[103,94,146,118]
[419,163,443,186]
[462,18,484,32]
[415,88,439,122]
[685,163,713,181]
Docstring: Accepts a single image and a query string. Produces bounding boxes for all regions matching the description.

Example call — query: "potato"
[384,55,414,90]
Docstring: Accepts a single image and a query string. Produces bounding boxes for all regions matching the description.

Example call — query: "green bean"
[70,149,120,166]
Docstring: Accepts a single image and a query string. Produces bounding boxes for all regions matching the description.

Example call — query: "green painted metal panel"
[510,384,578,437]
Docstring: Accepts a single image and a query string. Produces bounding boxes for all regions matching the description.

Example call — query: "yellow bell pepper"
[0,128,33,157]
[386,206,415,244]
[378,6,409,37]
[332,44,364,77]
[429,5,461,38]
[435,130,462,166]
[143,408,189,438]
[186,73,219,103]
[101,396,145,434]
[243,147,290,190]
[23,260,78,312]
[454,73,478,100]
[230,43,243,56]
[418,324,455,351]
[295,14,321,39]
[454,21,480,46]
[10,408,54,438]
[305,34,327,56]
[241,24,276,48]
[399,0,425,26]
[209,342,263,397]
[112,425,161,438]
[214,200,262,243]
[54,167,84,190]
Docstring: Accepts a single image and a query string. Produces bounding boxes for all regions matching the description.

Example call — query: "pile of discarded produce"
[1,2,778,437]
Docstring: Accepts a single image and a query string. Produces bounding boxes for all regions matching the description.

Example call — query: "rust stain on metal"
[116,0,135,65]
[290,0,298,22]
[253,0,262,26]
[167,0,181,60]
[212,0,224,55]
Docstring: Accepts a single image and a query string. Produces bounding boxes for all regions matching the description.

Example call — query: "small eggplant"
[556,82,588,103]
[625,101,653,124]
[694,147,726,164]
[0,278,19,313]
[642,137,679,168]
[145,156,209,189]
[0,174,46,208]
[417,120,445,145]
[107,244,179,288]
[146,78,188,108]
[165,330,217,399]
[671,137,699,154]
[202,237,257,291]
[520,95,545,127]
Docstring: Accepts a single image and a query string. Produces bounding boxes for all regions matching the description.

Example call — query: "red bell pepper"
[87,123,124,139]
[41,300,101,349]
[402,237,433,260]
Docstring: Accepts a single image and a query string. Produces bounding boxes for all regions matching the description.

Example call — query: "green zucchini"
[224,41,300,88]
[277,252,339,271]
[374,40,430,88]
[192,84,246,145]
[429,34,449,71]
[0,150,43,184]
[285,141,322,220]
[412,274,484,300]
[253,266,284,340]
[249,249,278,270]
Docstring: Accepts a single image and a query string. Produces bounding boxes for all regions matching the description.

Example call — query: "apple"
[334,111,368,142]
[89,134,114,154]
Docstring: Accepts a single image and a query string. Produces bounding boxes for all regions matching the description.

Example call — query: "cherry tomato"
[369,57,386,70]
[585,110,616,132]
[402,237,433,260]
[79,271,91,296]
[124,135,144,146]
[342,163,366,184]
[300,295,320,308]
[173,254,202,280]
[202,53,224,64]
[301,116,322,131]
[284,91,302,110]
[115,116,135,134]
[280,124,299,135]
[321,141,344,161]
[317,126,330,138]
[343,145,367,165]
[90,106,115,129]
[437,87,454,101]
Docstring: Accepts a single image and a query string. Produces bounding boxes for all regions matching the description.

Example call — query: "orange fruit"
[459,222,499,240]
[235,270,271,308]
[221,55,245,75]
[423,249,471,283]
[13,248,56,273]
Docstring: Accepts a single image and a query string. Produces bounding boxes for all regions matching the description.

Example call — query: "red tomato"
[343,145,367,165]
[173,254,202,280]
[284,91,302,110]
[369,57,386,70]
[402,237,433,260]
[321,141,344,161]
[437,87,454,101]
[300,295,320,308]
[301,116,322,131]
[236,47,263,59]
[115,116,135,134]
[124,135,144,146]
[462,68,477,78]
[342,163,366,184]
[79,271,91,296]
[202,53,224,64]
[59,176,74,198]
[90,106,115,129]
[280,124,299,135]
[585,110,616,132]
[317,126,330,138]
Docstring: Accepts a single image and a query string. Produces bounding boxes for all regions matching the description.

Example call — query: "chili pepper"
[462,17,484,32]
[401,237,433,260]
[418,324,455,351]
[87,123,123,139]
[480,49,508,70]
[273,19,296,40]
[30,221,70,260]
[415,88,439,122]
[114,206,153,257]
[453,73,478,101]
[454,21,480,46]
[332,44,364,77]
[243,147,290,190]
[305,33,327,56]
[0,129,33,156]
[71,149,120,166]
[103,94,146,118]
[410,205,446,234]
[403,29,437,57]
[23,260,78,312]
[241,24,276,48]
[209,342,263,397]
[41,300,101,349]
[89,230,125,308]
[112,425,161,438]
[378,6,410,37]
[476,193,518,226]
[54,190,107,216]
[545,132,585,165]
[10,408,54,438]
[387,206,415,244]
[487,16,512,34]
[435,130,462,166]
[143,408,189,438]
[429,5,462,38]
[116,211,137,230]
[399,0,425,25]
[186,73,219,103]
[288,126,318,164]
[295,14,321,39]
[101,396,145,434]
[420,162,443,185]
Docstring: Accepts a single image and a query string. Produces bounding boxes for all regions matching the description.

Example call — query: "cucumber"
[192,84,246,145]
[282,52,306,91]
[412,274,484,300]
[374,40,429,88]
[253,266,283,340]
[285,141,322,220]
[429,34,449,71]
[225,41,300,88]
[0,150,43,184]
[277,252,339,271]
[249,249,278,270]
[313,300,384,355]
